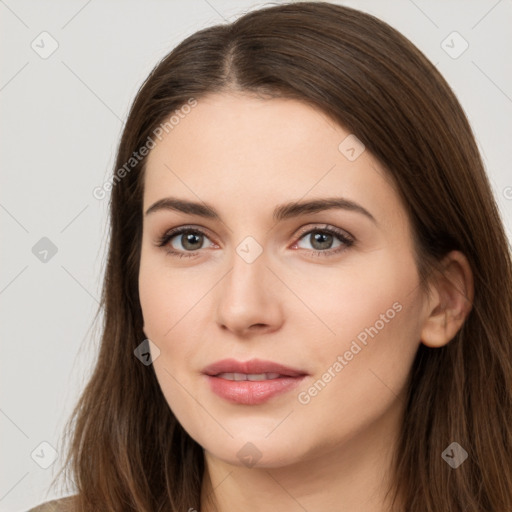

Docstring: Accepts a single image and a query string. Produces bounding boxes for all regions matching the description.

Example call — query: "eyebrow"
[145,196,377,224]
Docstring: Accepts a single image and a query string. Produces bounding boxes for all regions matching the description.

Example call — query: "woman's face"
[139,92,428,468]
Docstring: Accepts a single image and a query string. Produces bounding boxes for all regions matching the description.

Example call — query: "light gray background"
[1,0,511,510]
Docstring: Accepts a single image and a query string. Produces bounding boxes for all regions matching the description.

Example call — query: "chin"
[200,431,309,469]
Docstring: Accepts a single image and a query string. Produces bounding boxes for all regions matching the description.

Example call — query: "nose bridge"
[224,236,270,302]
[215,234,283,332]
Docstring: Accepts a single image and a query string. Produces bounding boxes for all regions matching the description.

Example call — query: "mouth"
[202,358,308,405]
[215,372,284,381]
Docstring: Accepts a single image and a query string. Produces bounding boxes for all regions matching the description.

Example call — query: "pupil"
[312,232,332,250]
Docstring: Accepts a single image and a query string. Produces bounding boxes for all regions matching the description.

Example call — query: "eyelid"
[293,223,354,242]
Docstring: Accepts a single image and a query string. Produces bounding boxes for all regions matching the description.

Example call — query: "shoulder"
[26,495,77,512]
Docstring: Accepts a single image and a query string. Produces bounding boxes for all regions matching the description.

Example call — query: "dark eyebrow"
[146,198,217,218]
[273,197,376,224]
[145,196,377,224]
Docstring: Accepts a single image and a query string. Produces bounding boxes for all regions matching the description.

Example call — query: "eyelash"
[156,224,354,259]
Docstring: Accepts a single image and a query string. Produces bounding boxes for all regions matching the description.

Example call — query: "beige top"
[27,496,76,512]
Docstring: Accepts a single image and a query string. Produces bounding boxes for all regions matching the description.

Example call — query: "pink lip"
[202,358,308,405]
[202,358,307,377]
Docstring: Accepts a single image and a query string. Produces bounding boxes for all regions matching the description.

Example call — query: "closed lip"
[202,358,308,378]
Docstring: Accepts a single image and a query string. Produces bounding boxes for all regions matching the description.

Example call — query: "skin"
[138,93,473,512]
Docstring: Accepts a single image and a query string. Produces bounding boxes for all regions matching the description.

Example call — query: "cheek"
[138,257,167,337]
[297,259,422,407]
[138,257,205,435]
[294,258,412,344]
[292,289,422,453]
[138,252,216,397]
[138,251,206,339]
[296,251,423,393]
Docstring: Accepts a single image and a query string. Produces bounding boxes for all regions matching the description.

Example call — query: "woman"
[29,2,512,511]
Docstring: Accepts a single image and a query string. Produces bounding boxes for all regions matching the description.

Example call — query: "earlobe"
[420,250,474,348]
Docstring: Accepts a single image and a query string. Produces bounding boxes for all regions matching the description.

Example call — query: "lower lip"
[205,375,306,405]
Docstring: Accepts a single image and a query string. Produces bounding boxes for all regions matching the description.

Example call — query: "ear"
[420,250,474,348]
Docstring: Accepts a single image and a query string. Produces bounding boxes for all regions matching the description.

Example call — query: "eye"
[292,225,354,257]
[156,224,354,259]
[156,227,215,258]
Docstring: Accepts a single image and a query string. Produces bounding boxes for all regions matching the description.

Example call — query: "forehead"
[143,93,402,227]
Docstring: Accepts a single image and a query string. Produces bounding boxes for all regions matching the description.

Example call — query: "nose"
[215,246,284,337]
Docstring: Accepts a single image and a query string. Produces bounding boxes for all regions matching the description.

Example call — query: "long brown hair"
[50,2,512,510]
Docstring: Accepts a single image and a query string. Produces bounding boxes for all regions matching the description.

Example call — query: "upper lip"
[202,358,308,378]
